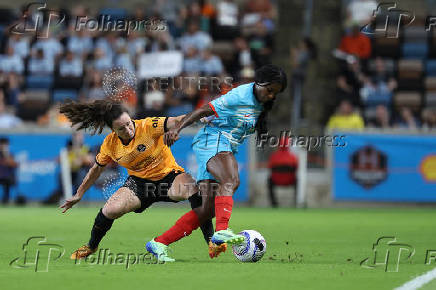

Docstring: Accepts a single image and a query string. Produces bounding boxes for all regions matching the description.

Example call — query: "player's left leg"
[71,186,141,259]
[152,173,214,245]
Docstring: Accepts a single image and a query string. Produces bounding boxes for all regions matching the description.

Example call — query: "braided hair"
[60,99,128,134]
[254,64,288,138]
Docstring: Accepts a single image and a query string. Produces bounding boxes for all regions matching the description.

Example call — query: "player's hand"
[60,195,82,213]
[164,128,180,147]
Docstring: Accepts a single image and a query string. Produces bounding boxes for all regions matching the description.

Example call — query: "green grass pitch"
[1,206,436,290]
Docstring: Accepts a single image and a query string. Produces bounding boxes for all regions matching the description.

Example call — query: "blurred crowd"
[327,0,436,131]
[0,0,277,128]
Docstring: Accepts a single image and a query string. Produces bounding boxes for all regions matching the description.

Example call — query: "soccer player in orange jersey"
[59,99,224,262]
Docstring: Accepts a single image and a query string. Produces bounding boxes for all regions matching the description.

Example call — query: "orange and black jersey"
[95,117,184,181]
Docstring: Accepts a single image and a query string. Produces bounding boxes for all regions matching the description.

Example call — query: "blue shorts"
[192,130,236,182]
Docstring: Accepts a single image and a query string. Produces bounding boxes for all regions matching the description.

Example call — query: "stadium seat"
[398,59,423,79]
[425,92,436,107]
[54,76,82,90]
[426,60,436,76]
[23,89,50,101]
[98,8,127,21]
[425,77,436,91]
[373,37,400,58]
[363,92,392,107]
[17,99,50,121]
[403,26,428,43]
[363,106,377,120]
[402,42,428,59]
[367,58,395,74]
[393,91,422,108]
[52,89,78,103]
[25,75,54,89]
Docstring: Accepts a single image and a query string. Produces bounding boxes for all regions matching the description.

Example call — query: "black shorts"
[121,170,182,213]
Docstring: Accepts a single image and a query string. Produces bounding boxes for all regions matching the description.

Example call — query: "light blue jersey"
[192,82,263,181]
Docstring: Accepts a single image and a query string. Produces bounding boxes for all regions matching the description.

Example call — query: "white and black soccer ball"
[232,230,266,262]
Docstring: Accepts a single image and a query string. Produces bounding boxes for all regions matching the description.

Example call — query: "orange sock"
[155,210,200,245]
[215,196,233,231]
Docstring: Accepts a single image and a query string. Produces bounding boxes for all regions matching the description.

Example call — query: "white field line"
[394,267,436,290]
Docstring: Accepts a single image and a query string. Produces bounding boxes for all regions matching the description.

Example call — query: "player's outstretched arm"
[60,163,105,213]
[166,114,186,131]
[164,104,214,146]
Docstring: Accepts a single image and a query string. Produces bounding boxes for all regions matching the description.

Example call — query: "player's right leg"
[207,152,244,245]
[71,186,141,259]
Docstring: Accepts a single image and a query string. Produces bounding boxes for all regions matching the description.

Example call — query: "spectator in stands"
[213,0,240,40]
[0,46,24,74]
[247,20,273,68]
[67,30,93,59]
[6,34,29,59]
[0,94,21,129]
[0,137,18,204]
[291,37,318,81]
[267,136,298,208]
[367,105,392,129]
[95,32,118,61]
[422,108,436,130]
[394,107,420,129]
[154,0,182,37]
[59,50,83,78]
[28,49,54,75]
[327,99,364,130]
[345,0,377,28]
[228,37,252,80]
[245,0,274,18]
[337,58,367,109]
[82,71,105,100]
[90,48,113,72]
[4,73,21,107]
[183,46,202,74]
[338,24,371,60]
[114,46,135,73]
[127,31,147,59]
[31,33,63,61]
[360,57,397,105]
[178,20,212,53]
[164,79,198,116]
[137,81,165,119]
[200,48,224,75]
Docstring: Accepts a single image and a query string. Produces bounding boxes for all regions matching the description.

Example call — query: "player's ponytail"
[60,99,128,134]
[254,64,288,139]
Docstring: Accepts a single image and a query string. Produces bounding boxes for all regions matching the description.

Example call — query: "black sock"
[189,192,214,244]
[200,219,214,244]
[88,209,114,249]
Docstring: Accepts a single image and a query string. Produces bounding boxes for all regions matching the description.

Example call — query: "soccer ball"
[232,230,266,262]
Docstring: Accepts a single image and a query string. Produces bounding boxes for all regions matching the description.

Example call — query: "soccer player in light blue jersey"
[147,65,287,259]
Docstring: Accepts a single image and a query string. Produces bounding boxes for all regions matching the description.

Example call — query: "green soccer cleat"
[211,229,245,245]
[146,239,175,262]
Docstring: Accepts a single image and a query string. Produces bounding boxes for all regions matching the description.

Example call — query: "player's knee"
[223,176,240,193]
[103,203,125,219]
